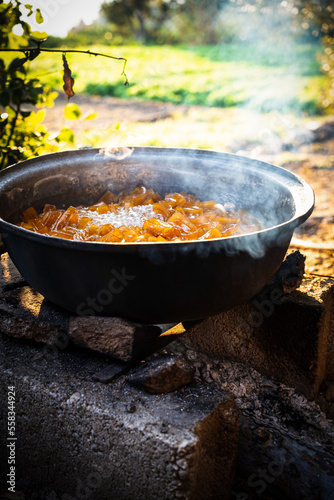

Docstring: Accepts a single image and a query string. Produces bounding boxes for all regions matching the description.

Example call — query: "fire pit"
[0,147,314,322]
[0,247,333,499]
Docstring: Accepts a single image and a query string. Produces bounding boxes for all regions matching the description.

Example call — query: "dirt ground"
[44,94,334,277]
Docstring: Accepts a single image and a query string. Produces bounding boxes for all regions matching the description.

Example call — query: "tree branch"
[0,47,129,85]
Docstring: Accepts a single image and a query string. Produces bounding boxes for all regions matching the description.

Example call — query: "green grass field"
[22,42,326,115]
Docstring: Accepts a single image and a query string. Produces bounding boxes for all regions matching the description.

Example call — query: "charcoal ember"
[68,316,162,362]
[127,355,195,394]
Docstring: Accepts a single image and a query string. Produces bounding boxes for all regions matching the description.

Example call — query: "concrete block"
[185,274,334,413]
[0,335,239,500]
[179,337,334,500]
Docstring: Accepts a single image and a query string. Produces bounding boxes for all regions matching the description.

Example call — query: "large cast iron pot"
[0,147,314,323]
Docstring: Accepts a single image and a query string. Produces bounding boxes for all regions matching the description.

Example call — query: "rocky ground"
[44,94,334,277]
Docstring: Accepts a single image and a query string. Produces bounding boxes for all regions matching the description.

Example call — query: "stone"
[254,250,305,298]
[92,362,128,383]
[0,251,26,289]
[68,316,162,362]
[127,355,195,394]
[0,253,70,346]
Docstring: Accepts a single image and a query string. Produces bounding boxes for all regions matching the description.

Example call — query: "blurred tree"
[235,0,334,109]
[171,0,230,44]
[295,0,334,38]
[237,0,334,38]
[101,0,231,43]
[101,0,334,44]
[101,0,172,42]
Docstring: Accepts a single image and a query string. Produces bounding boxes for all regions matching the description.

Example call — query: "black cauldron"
[0,147,314,323]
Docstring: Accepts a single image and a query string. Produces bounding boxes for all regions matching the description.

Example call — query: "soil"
[44,94,334,277]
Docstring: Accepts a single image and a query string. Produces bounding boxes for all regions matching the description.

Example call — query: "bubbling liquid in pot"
[17,187,263,242]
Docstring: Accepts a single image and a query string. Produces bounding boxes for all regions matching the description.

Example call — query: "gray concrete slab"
[0,335,239,500]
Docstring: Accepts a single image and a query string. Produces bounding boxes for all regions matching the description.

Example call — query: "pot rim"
[0,147,315,250]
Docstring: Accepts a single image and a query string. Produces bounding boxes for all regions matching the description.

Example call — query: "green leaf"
[27,110,46,127]
[55,127,74,144]
[0,117,8,130]
[9,57,28,71]
[6,106,16,119]
[37,90,58,108]
[28,85,44,96]
[25,4,33,17]
[64,103,81,120]
[0,90,10,107]
[21,21,32,38]
[30,31,49,40]
[84,112,98,121]
[35,8,44,24]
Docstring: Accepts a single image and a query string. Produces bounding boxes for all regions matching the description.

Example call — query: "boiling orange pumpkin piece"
[43,204,57,213]
[98,191,118,204]
[88,224,101,236]
[49,230,74,240]
[100,224,113,236]
[22,207,39,222]
[16,187,259,243]
[143,218,180,239]
[200,227,223,240]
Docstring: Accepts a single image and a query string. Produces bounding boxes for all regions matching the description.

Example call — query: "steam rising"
[98,147,134,160]
[92,3,318,244]
[0,148,312,263]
